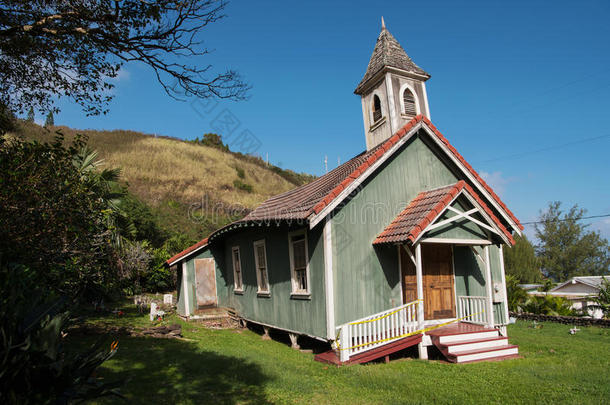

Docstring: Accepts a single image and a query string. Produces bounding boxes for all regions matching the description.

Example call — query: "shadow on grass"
[91,336,271,404]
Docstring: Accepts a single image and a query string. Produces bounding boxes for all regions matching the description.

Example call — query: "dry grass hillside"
[9,122,312,240]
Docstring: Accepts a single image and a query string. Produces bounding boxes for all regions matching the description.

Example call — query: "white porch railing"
[336,300,421,362]
[457,296,488,325]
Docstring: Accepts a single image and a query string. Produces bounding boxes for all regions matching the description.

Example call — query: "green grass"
[72,304,610,404]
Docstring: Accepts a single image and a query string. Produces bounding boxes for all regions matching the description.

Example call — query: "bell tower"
[355,18,431,151]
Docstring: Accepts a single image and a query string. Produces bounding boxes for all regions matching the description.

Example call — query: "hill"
[9,121,315,241]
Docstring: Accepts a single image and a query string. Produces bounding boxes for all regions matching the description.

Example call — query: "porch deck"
[314,334,422,365]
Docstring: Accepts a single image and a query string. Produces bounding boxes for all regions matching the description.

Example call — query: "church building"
[167,20,522,364]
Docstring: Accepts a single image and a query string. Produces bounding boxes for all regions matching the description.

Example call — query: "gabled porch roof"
[373,180,514,246]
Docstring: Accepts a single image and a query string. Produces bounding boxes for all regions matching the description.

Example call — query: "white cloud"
[110,68,130,82]
[480,171,516,197]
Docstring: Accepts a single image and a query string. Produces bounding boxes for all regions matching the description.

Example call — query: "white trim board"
[420,238,491,245]
[323,216,336,340]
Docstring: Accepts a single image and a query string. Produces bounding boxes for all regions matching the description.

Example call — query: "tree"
[44,111,54,127]
[0,135,117,296]
[0,1,249,124]
[26,106,34,122]
[535,201,610,281]
[590,277,610,319]
[504,234,541,283]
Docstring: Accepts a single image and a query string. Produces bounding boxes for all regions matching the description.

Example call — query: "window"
[289,231,309,295]
[372,95,382,122]
[403,88,417,117]
[232,246,243,292]
[253,240,269,294]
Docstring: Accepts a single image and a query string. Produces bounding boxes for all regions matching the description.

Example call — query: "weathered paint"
[177,249,214,316]
[331,134,460,325]
[330,134,508,326]
[214,224,328,339]
[425,198,491,241]
[453,244,507,324]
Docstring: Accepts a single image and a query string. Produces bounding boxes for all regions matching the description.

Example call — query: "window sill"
[401,113,416,120]
[234,289,244,295]
[257,291,271,298]
[369,116,386,132]
[290,293,311,300]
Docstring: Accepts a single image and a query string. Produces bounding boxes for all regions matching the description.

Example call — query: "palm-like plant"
[72,147,135,247]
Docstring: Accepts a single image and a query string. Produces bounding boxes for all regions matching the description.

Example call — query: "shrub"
[235,165,245,179]
[233,179,253,193]
[0,135,117,297]
[0,262,122,404]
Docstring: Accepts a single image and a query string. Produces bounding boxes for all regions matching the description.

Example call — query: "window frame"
[288,229,310,298]
[398,83,421,118]
[231,246,243,294]
[253,239,270,296]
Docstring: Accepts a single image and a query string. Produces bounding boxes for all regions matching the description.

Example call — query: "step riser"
[455,347,519,363]
[447,340,508,354]
[438,331,498,344]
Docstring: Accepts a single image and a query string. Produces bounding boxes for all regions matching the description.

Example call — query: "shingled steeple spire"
[355,21,429,95]
[356,19,431,151]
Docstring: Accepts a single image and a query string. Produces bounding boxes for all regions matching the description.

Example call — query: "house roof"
[189,115,521,249]
[166,237,208,266]
[551,276,609,292]
[354,25,429,94]
[373,181,515,245]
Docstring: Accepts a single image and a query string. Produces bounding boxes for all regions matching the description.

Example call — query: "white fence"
[457,296,489,325]
[336,300,421,362]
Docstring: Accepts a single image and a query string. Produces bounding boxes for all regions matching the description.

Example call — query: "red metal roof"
[373,181,515,245]
[166,237,208,265]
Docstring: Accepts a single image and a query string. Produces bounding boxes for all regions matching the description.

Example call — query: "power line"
[479,133,610,164]
[521,213,610,226]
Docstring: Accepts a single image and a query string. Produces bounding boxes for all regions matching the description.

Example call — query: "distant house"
[167,21,524,364]
[518,283,543,293]
[528,276,608,318]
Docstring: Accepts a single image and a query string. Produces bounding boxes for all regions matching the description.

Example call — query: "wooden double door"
[400,244,456,320]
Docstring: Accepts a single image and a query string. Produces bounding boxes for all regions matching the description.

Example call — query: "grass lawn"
[73,304,610,404]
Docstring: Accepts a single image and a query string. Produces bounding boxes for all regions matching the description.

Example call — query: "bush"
[233,179,253,193]
[118,241,173,294]
[0,262,122,404]
[0,135,117,297]
[235,165,245,179]
[521,295,578,316]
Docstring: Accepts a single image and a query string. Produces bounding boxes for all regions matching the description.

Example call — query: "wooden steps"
[314,334,422,366]
[429,323,520,363]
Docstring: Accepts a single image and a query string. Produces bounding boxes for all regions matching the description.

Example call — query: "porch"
[320,182,517,364]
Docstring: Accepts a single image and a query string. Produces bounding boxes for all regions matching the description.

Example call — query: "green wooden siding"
[214,225,328,339]
[331,135,460,325]
[426,198,490,241]
[330,134,508,326]
[453,244,507,324]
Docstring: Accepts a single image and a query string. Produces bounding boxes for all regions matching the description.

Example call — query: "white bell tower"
[355,18,431,151]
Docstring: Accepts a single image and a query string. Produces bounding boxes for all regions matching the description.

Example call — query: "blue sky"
[52,0,610,239]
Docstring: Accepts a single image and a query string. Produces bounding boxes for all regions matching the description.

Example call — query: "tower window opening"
[403,89,417,117]
[372,95,382,122]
